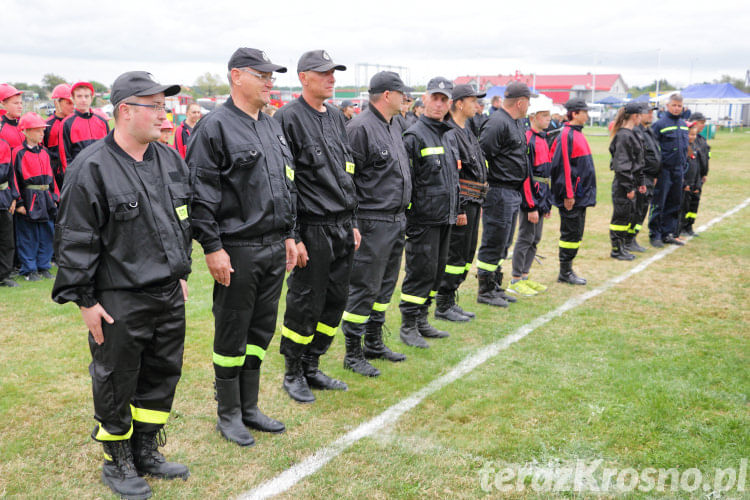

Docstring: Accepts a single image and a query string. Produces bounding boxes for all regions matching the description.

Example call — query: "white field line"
[238,197,750,500]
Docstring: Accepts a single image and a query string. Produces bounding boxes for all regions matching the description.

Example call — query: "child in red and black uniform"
[44,84,74,189]
[0,137,19,287]
[679,124,701,236]
[12,113,59,281]
[0,84,26,149]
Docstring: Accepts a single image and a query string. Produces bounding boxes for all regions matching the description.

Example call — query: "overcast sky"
[5,0,749,92]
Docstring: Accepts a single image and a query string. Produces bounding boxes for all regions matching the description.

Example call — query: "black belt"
[488,181,522,190]
[223,230,286,246]
[356,209,405,222]
[299,212,353,225]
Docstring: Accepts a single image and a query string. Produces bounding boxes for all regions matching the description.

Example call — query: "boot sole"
[282,385,316,403]
[139,470,190,481]
[102,473,152,500]
[244,421,286,433]
[434,312,470,322]
[363,351,406,362]
[476,298,508,307]
[217,424,255,447]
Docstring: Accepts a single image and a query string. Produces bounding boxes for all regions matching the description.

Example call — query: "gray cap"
[110,71,180,106]
[452,84,486,101]
[340,100,356,108]
[227,47,287,73]
[624,102,643,114]
[504,81,538,99]
[369,71,413,94]
[426,76,453,97]
[297,50,346,73]
[564,98,589,111]
[413,98,424,107]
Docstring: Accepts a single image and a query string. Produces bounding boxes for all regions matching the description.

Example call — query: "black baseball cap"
[297,50,346,73]
[340,100,356,108]
[369,71,413,94]
[640,103,658,112]
[414,98,424,107]
[452,84,486,101]
[426,77,453,98]
[691,112,707,121]
[504,81,538,99]
[564,98,589,112]
[110,71,180,106]
[624,102,643,114]
[227,47,287,73]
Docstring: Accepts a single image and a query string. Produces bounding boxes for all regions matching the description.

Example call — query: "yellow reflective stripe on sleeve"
[484,159,489,169]
[685,212,697,219]
[94,422,133,441]
[345,162,355,174]
[316,322,337,336]
[400,293,427,305]
[559,240,581,249]
[246,344,266,361]
[444,264,466,275]
[131,405,169,425]
[372,302,389,312]
[429,290,437,298]
[660,126,678,133]
[212,351,245,367]
[679,126,689,131]
[342,311,369,324]
[407,202,412,210]
[175,205,188,221]
[609,224,630,231]
[420,146,445,157]
[285,165,294,181]
[464,262,473,271]
[281,326,313,345]
[708,152,712,158]
[476,260,498,272]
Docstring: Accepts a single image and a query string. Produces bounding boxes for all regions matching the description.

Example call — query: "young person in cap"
[52,71,190,499]
[274,50,359,402]
[393,93,412,135]
[509,96,554,295]
[187,47,295,444]
[44,84,74,189]
[607,102,645,261]
[629,103,661,252]
[435,83,488,321]
[681,112,710,236]
[678,123,702,237]
[341,71,412,376]
[0,84,26,149]
[173,102,201,159]
[468,98,487,138]
[0,136,19,287]
[58,81,110,183]
[398,76,460,347]
[339,100,357,121]
[549,97,597,285]
[405,99,423,127]
[475,82,537,306]
[158,119,173,145]
[648,93,689,247]
[12,112,59,281]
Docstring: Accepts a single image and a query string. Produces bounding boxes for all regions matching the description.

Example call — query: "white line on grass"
[239,197,750,500]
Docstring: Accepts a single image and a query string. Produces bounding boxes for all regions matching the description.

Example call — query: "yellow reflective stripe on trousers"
[345,162,355,174]
[429,290,437,298]
[246,344,266,361]
[559,240,581,249]
[213,351,245,367]
[281,326,313,345]
[685,212,697,219]
[444,264,465,275]
[316,322,337,336]
[400,293,427,304]
[285,165,294,181]
[464,262,473,271]
[476,260,498,272]
[420,146,445,157]
[609,224,630,231]
[342,311,369,324]
[660,126,678,133]
[131,405,169,425]
[94,422,133,441]
[372,302,389,312]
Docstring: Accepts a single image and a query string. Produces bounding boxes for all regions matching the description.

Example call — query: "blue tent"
[681,83,750,100]
[596,95,623,105]
[632,94,652,103]
[484,85,506,100]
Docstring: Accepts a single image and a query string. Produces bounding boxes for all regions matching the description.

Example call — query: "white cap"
[528,95,553,115]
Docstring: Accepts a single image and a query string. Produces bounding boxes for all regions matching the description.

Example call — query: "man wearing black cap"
[435,84,488,321]
[549,97,597,285]
[475,82,537,306]
[681,112,709,236]
[187,48,296,445]
[52,71,190,499]
[339,100,357,121]
[398,76,460,348]
[341,71,412,376]
[274,50,359,402]
[629,103,661,252]
[393,94,413,135]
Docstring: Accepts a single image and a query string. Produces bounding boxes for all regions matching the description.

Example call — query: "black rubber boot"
[624,236,646,253]
[557,261,587,285]
[240,369,285,433]
[493,270,517,303]
[215,377,255,446]
[283,355,315,403]
[399,314,429,348]
[303,355,348,391]
[131,429,190,480]
[417,311,450,338]
[477,273,508,307]
[363,322,406,362]
[451,290,475,318]
[101,440,152,500]
[610,238,636,261]
[343,334,381,377]
[434,291,470,322]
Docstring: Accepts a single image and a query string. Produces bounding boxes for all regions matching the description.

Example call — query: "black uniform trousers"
[630,177,655,238]
[558,206,587,264]
[342,214,405,337]
[399,223,451,317]
[476,186,521,276]
[281,217,355,359]
[89,281,185,441]
[212,237,286,378]
[0,211,13,280]
[649,165,683,240]
[609,177,635,247]
[679,189,699,234]
[439,202,480,293]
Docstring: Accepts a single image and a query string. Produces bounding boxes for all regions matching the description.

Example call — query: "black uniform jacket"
[479,107,532,189]
[52,133,192,308]
[187,97,296,253]
[634,124,661,179]
[446,117,487,211]
[609,128,645,193]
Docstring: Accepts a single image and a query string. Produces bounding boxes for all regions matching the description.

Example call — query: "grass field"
[0,128,748,499]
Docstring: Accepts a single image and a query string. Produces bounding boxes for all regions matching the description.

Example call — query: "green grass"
[0,129,748,499]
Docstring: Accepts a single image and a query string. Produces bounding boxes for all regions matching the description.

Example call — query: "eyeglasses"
[238,67,276,84]
[124,102,167,112]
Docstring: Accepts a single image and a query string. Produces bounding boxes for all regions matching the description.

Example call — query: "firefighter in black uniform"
[187,48,296,446]
[52,72,190,499]
[682,112,710,236]
[608,102,645,261]
[435,84,488,322]
[475,82,537,307]
[398,76,460,348]
[629,104,661,252]
[275,50,360,403]
[341,71,412,377]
